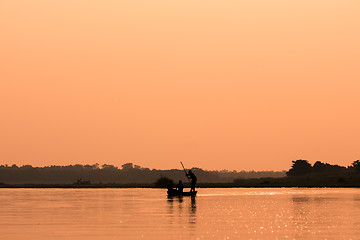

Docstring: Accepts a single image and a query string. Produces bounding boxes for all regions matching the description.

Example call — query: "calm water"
[1,188,360,239]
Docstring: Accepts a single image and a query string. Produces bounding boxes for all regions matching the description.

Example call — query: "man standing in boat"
[186,170,197,192]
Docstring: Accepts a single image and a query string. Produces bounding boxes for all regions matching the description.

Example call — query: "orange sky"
[1,0,359,171]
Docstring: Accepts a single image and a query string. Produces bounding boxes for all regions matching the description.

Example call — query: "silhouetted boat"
[167,190,197,197]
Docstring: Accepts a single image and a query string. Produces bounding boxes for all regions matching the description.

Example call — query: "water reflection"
[292,196,310,203]
[189,196,196,224]
[167,195,174,218]
[190,196,196,213]
[289,190,360,239]
[167,195,197,226]
[291,195,312,239]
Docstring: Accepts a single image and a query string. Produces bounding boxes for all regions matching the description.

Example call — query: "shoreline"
[1,184,359,189]
[2,174,360,189]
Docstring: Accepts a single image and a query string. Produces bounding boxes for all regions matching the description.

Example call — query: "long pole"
[180,161,191,184]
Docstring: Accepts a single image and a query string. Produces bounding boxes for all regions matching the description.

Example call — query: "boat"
[167,190,197,197]
[166,161,197,197]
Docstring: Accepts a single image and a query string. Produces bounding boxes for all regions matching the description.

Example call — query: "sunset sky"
[1,0,359,171]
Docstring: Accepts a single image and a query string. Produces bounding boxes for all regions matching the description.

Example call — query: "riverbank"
[1,174,360,188]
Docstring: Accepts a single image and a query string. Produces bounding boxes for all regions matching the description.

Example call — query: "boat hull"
[167,190,197,197]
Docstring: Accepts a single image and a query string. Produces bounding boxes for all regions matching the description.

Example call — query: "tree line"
[286,159,360,176]
[231,160,360,187]
[2,160,357,185]
[0,163,286,184]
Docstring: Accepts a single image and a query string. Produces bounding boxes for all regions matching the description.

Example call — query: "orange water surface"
[0,188,359,239]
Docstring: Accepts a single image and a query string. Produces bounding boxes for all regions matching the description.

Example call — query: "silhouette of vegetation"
[286,160,312,176]
[312,161,346,174]
[350,160,360,173]
[286,159,347,177]
[154,176,172,188]
[233,159,360,187]
[74,178,91,186]
[1,159,359,188]
[0,163,285,185]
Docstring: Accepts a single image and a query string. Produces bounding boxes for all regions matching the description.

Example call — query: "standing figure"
[186,170,197,192]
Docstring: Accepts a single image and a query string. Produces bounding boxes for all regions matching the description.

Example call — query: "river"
[1,188,359,239]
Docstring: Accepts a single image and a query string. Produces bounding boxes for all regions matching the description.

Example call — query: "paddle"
[180,161,191,184]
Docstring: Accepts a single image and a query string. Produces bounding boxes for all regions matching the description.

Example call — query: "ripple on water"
[0,188,359,239]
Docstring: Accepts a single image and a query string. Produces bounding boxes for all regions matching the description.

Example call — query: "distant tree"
[92,163,100,170]
[21,165,33,169]
[286,160,312,176]
[102,164,117,170]
[154,176,172,188]
[122,163,134,170]
[313,161,346,174]
[72,164,84,169]
[313,161,326,172]
[350,160,360,173]
[11,164,18,169]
